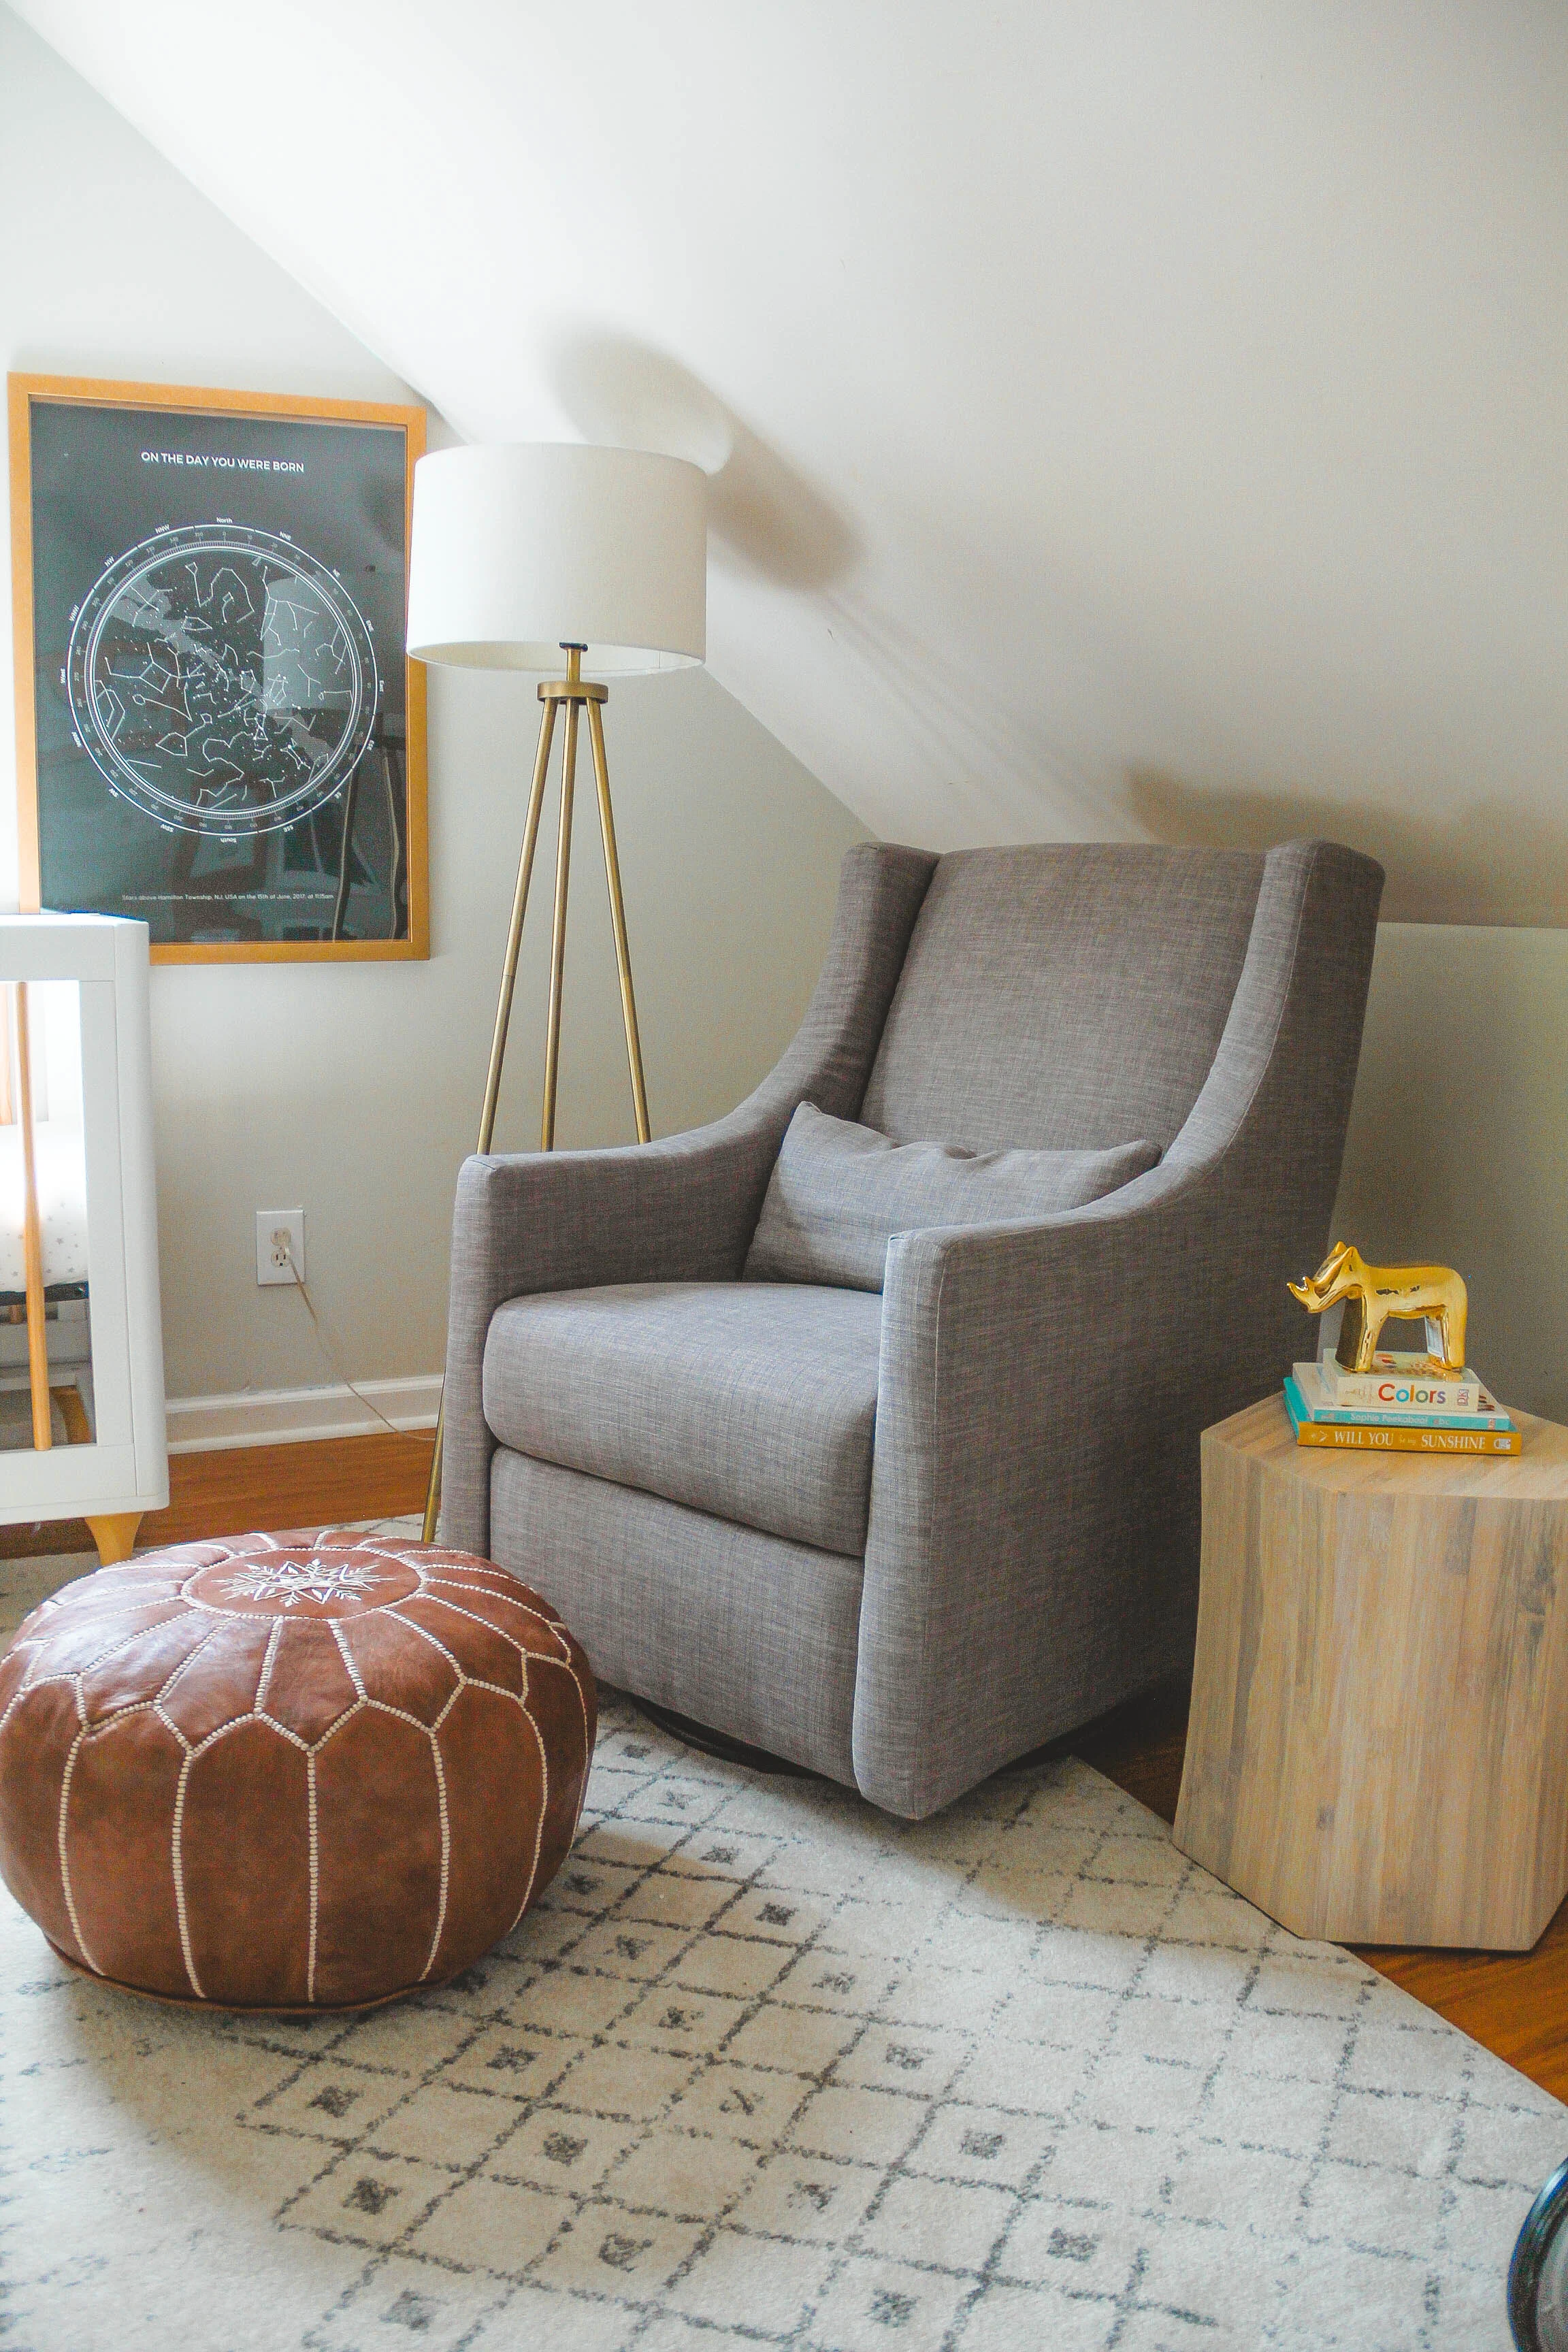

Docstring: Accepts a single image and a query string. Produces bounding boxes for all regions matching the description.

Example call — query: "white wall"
[1335,926,1568,1423]
[0,9,866,1403]
[5,7,1561,1434]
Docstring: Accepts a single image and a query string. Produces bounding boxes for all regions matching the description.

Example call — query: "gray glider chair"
[440,839,1383,1819]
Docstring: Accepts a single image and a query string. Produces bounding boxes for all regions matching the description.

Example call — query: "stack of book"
[1284,1354,1520,1456]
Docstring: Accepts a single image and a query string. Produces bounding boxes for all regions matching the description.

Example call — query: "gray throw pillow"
[745,1102,1161,1292]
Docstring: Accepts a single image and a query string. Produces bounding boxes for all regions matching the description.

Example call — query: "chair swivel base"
[633,1697,822,1780]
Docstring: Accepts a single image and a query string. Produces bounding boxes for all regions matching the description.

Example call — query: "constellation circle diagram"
[64,521,380,840]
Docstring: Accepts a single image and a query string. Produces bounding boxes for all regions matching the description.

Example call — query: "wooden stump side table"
[1173,1395,1568,1950]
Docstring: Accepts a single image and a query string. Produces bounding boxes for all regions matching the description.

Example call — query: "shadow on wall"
[1126,768,1568,930]
[546,329,861,591]
[546,331,1122,849]
[819,591,1124,847]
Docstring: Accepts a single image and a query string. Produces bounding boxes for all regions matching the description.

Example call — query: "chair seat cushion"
[483,1281,882,1555]
[744,1100,1160,1290]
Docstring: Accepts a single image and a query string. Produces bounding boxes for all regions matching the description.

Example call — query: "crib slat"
[14,983,52,1452]
[0,984,13,1126]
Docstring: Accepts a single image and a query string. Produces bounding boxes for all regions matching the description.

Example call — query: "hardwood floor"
[0,1428,436,1561]
[10,1431,1564,2102]
[148,1429,438,1544]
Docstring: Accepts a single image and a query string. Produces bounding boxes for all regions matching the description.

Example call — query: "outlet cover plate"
[257,1209,305,1286]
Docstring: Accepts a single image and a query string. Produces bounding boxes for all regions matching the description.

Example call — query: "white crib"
[0,917,167,1563]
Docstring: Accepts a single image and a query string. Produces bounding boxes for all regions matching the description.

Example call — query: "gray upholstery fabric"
[484,1281,882,1555]
[440,832,1384,1821]
[489,1448,863,1782]
[860,844,1266,1151]
[744,1103,1160,1291]
[853,839,1384,1815]
[439,841,935,1558]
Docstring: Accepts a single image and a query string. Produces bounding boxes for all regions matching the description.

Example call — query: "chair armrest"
[856,1161,1259,1817]
[855,843,1386,1819]
[438,838,938,1558]
[438,1105,785,1555]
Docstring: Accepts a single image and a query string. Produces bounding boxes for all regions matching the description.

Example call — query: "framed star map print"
[7,374,428,961]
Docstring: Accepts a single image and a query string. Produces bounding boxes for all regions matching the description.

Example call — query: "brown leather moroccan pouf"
[0,1530,596,2011]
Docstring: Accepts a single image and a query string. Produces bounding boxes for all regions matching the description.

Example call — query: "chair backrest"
[858,844,1268,1153]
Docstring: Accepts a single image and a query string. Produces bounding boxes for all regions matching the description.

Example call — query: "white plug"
[256,1208,306,1287]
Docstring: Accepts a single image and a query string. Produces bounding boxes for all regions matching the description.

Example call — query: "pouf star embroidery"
[216,1558,392,1607]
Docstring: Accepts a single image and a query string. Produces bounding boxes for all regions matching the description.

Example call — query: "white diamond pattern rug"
[3,1654,1565,2349]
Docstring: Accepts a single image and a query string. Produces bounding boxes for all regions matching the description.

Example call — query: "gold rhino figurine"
[1288,1241,1469,1375]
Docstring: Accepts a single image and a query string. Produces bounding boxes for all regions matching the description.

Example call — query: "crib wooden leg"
[86,1512,141,1567]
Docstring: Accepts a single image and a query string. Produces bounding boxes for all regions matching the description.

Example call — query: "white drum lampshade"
[406,442,706,674]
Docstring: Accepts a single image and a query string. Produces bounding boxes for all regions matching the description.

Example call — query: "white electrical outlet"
[257,1208,306,1287]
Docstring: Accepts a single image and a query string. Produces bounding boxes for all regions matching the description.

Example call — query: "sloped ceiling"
[15,1,1568,921]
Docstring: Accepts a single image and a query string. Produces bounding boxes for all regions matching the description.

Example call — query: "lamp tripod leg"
[421,695,559,1544]
[540,697,578,1152]
[478,700,557,1157]
[587,698,651,1143]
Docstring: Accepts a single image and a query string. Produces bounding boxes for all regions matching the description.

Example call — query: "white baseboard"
[165,1374,442,1454]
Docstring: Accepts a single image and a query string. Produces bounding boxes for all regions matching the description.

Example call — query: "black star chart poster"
[9,376,428,960]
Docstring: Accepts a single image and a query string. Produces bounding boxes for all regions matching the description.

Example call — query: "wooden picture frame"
[8,374,428,962]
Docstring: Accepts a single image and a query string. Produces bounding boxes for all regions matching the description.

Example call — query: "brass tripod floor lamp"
[406,442,708,1539]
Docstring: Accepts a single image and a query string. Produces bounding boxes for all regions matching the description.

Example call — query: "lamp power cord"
[272,1232,406,1443]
